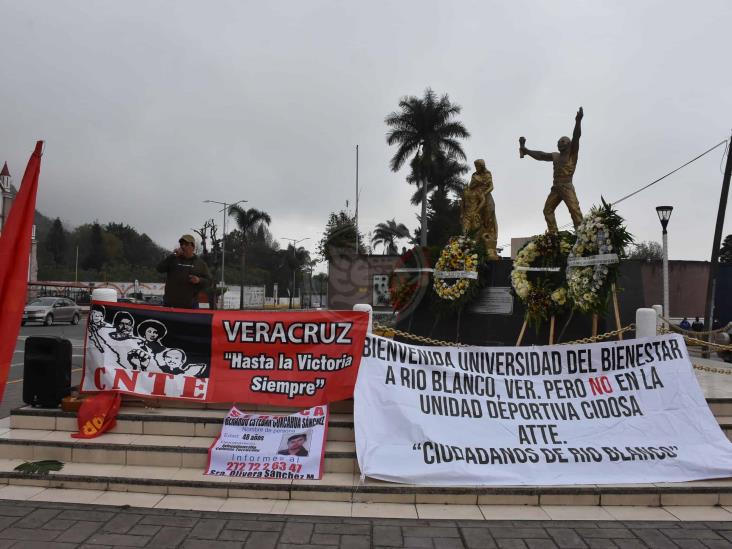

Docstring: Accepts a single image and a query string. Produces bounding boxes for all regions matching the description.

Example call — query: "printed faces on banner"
[207,405,329,480]
[355,334,732,486]
[82,303,212,400]
[82,302,368,405]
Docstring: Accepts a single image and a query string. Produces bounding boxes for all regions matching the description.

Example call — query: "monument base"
[396,258,645,346]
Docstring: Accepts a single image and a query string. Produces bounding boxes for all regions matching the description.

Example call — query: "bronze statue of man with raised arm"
[519,107,584,233]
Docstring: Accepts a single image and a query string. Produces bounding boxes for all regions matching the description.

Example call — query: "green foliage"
[37,218,168,282]
[227,206,272,308]
[44,218,67,265]
[82,222,106,271]
[627,241,663,260]
[371,219,410,254]
[720,234,732,263]
[318,210,367,261]
[426,189,462,249]
[385,88,470,246]
[14,460,64,474]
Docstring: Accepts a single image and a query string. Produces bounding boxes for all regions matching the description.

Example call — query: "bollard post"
[636,308,658,338]
[652,304,664,330]
[353,304,373,334]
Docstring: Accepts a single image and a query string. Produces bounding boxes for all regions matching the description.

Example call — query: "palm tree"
[406,152,468,207]
[385,88,469,246]
[371,219,410,254]
[227,205,271,309]
[281,244,311,308]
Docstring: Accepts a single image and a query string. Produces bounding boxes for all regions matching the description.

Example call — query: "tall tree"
[281,244,311,308]
[425,189,463,249]
[371,219,410,254]
[44,217,67,265]
[385,88,469,246]
[82,222,106,271]
[318,209,367,261]
[227,205,271,309]
[720,234,732,263]
[406,152,467,207]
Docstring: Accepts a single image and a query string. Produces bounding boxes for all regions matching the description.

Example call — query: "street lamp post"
[203,199,247,292]
[282,237,309,309]
[656,206,673,325]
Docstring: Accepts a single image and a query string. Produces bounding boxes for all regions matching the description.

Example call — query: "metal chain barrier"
[373,322,635,347]
[693,363,732,375]
[557,325,635,345]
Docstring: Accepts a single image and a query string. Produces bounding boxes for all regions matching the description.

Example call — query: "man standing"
[157,234,211,308]
[520,107,584,233]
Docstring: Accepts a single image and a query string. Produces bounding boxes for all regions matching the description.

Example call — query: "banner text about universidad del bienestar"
[355,334,732,485]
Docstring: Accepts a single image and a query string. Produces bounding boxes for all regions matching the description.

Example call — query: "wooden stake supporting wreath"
[549,316,556,345]
[611,283,623,340]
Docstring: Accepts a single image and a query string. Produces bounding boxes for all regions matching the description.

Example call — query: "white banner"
[206,405,328,480]
[567,253,619,267]
[355,334,732,485]
[433,270,479,280]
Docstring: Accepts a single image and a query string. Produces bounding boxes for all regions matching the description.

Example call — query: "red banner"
[81,302,368,406]
[0,141,43,403]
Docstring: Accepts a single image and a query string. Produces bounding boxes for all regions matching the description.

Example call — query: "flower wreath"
[511,231,574,326]
[566,199,633,314]
[389,247,431,313]
[433,236,482,307]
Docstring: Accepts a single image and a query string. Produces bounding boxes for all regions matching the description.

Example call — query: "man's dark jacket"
[156,254,211,308]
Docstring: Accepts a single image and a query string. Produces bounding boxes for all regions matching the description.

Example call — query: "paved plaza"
[0,499,731,548]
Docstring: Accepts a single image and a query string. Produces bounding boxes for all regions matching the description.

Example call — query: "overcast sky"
[1,1,730,267]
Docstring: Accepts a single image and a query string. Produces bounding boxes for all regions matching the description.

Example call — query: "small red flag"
[71,392,121,439]
[0,141,44,403]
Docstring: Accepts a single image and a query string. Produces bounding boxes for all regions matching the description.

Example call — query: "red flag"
[71,392,121,439]
[0,141,44,402]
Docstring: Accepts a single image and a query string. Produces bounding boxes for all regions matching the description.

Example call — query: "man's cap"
[288,433,307,442]
[179,234,196,245]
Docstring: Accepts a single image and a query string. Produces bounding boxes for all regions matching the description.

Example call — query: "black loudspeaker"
[23,337,72,408]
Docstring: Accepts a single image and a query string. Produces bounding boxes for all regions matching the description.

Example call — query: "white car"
[23,297,81,326]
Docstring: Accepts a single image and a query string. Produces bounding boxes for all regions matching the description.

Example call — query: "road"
[2,319,86,418]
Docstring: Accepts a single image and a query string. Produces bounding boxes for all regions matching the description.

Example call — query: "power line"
[611,139,728,206]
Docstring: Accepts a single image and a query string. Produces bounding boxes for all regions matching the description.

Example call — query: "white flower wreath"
[566,210,616,313]
[510,234,572,319]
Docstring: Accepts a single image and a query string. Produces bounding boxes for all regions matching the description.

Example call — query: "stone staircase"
[2,397,732,508]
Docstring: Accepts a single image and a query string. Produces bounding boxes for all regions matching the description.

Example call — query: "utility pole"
[703,133,732,356]
[355,145,359,254]
[283,237,309,309]
[204,199,247,306]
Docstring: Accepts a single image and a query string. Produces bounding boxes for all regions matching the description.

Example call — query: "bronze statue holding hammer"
[520,107,584,233]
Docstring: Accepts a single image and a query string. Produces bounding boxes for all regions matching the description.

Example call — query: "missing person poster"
[355,334,732,486]
[206,405,328,480]
[81,302,367,405]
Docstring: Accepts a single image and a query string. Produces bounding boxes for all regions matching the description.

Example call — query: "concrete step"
[1,458,732,506]
[10,406,354,441]
[0,431,357,474]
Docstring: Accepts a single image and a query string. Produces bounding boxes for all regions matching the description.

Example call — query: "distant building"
[510,236,533,259]
[0,161,38,281]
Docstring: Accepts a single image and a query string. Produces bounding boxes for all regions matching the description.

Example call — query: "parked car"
[23,297,81,326]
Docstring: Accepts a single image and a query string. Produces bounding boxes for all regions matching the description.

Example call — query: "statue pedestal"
[395,259,645,346]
